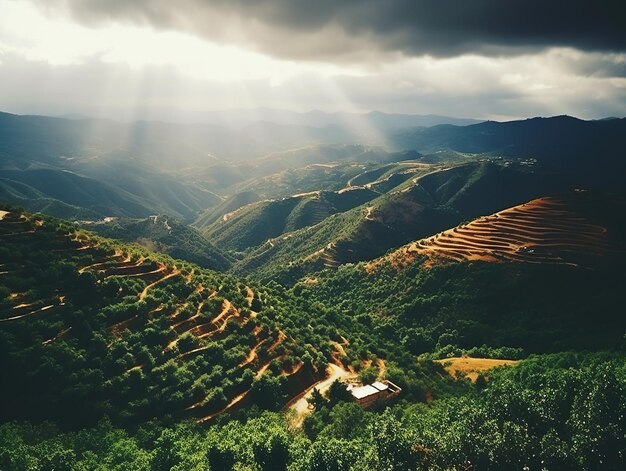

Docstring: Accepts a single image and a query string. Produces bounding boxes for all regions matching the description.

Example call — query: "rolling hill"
[200,188,380,252]
[3,112,625,231]
[0,167,221,223]
[198,108,481,129]
[81,215,233,272]
[372,191,626,270]
[0,110,424,222]
[391,115,626,189]
[0,111,420,169]
[231,160,572,282]
[186,145,420,198]
[0,209,327,427]
[2,202,625,470]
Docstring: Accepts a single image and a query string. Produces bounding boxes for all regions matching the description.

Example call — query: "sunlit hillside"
[1,0,625,468]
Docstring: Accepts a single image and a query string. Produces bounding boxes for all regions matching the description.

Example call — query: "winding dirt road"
[288,363,355,425]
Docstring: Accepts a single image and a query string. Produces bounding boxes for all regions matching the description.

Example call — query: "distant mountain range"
[390,115,626,190]
[196,108,482,129]
[1,111,625,233]
[49,108,481,129]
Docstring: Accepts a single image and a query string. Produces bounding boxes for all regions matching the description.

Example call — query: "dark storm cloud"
[54,0,626,61]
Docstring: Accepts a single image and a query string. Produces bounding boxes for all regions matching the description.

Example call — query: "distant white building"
[347,380,401,407]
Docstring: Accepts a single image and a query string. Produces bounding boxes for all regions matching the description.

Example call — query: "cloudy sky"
[0,0,624,121]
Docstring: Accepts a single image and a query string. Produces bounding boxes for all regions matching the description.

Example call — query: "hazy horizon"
[1,106,622,127]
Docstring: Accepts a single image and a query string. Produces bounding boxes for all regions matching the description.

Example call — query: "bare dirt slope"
[371,191,626,270]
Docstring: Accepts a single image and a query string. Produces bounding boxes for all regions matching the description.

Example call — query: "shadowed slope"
[371,191,626,270]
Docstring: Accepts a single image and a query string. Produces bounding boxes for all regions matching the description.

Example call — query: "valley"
[2,0,626,466]
[1,113,625,470]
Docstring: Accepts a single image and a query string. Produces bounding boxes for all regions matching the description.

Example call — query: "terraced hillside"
[375,191,626,270]
[0,209,330,427]
[232,160,569,283]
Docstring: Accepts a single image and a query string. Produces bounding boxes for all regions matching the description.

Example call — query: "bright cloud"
[0,0,624,120]
[0,1,360,82]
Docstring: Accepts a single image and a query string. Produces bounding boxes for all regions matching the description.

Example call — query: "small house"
[347,380,401,408]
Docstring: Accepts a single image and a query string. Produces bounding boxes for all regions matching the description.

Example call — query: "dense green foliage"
[84,215,232,271]
[0,210,329,429]
[294,260,626,356]
[2,353,624,470]
[2,202,626,470]
[233,161,569,283]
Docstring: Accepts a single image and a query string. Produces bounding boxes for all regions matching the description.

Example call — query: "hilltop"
[372,191,626,270]
[230,160,571,283]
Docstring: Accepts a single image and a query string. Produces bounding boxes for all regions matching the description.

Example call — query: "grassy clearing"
[436,357,519,382]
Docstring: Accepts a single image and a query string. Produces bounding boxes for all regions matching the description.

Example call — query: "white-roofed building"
[347,379,401,407]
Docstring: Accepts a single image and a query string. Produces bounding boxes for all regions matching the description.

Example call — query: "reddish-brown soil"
[369,192,625,270]
[138,267,180,300]
[1,211,314,424]
[436,357,519,382]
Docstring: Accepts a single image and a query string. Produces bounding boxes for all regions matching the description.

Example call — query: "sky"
[0,0,624,121]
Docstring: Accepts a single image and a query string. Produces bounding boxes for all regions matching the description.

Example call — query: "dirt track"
[288,363,355,425]
[138,267,180,300]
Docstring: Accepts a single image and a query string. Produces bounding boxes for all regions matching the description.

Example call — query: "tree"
[206,443,235,470]
[305,438,365,471]
[253,432,289,471]
[251,374,286,410]
[151,429,181,471]
[358,366,378,385]
[327,380,352,405]
[326,402,368,440]
[39,448,77,471]
[371,410,426,471]
[308,387,327,410]
[177,332,199,353]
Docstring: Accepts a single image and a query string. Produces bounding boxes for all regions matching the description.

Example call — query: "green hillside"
[232,160,570,283]
[2,112,626,470]
[186,145,418,200]
[82,215,233,272]
[194,158,427,233]
[3,352,626,470]
[0,208,332,428]
[391,116,626,190]
[0,169,158,219]
[1,206,625,470]
[194,191,262,228]
[0,165,222,223]
[201,188,379,252]
[0,208,453,424]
